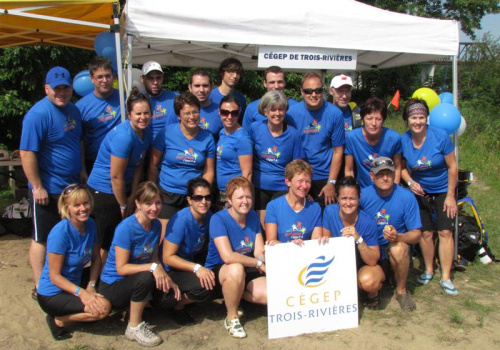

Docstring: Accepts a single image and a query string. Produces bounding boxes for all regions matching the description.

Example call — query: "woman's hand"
[196,266,216,290]
[317,235,329,245]
[257,262,266,274]
[341,226,360,241]
[265,239,281,247]
[79,288,107,316]
[153,266,172,293]
[443,194,458,218]
[292,238,304,246]
[408,181,425,196]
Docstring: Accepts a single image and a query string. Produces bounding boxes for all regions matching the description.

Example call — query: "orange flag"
[390,90,400,110]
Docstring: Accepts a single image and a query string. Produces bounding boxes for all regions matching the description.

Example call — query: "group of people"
[19,56,458,346]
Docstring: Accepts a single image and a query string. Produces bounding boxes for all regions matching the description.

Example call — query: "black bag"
[457,214,481,263]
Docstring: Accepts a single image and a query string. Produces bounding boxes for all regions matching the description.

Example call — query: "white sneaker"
[224,317,247,339]
[125,321,162,347]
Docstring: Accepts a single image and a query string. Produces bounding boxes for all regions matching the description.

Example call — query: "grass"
[449,307,464,325]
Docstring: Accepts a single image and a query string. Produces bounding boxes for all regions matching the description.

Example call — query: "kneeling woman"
[37,184,110,341]
[323,177,385,308]
[99,181,180,347]
[162,177,214,325]
[205,177,266,338]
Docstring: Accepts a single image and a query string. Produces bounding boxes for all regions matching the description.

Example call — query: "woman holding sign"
[323,176,384,309]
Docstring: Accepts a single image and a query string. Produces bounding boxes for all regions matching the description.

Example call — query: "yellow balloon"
[348,102,357,110]
[113,78,119,89]
[412,87,440,111]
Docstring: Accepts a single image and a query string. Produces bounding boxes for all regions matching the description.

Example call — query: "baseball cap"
[142,61,163,75]
[330,74,353,89]
[371,157,395,174]
[46,66,72,88]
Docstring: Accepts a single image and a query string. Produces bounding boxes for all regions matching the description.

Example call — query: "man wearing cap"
[288,72,344,206]
[360,157,422,311]
[242,66,298,131]
[20,66,85,298]
[76,56,122,174]
[330,73,356,135]
[141,61,179,139]
[209,58,247,117]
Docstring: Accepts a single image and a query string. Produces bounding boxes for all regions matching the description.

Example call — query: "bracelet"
[256,258,263,268]
[150,262,158,273]
[119,204,127,211]
[328,179,336,185]
[193,264,202,274]
[355,236,364,245]
[407,180,414,186]
[74,286,81,296]
[89,282,96,288]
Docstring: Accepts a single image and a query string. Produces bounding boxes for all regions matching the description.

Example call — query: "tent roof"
[0,0,116,49]
[124,0,459,71]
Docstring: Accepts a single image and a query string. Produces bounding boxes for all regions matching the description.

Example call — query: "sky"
[459,14,500,42]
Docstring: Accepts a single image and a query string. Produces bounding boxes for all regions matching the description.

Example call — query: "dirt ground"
[1,233,499,350]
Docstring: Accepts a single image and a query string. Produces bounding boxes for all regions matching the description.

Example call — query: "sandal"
[396,292,416,311]
[45,315,72,341]
[224,317,246,339]
[416,272,434,285]
[363,293,380,309]
[440,279,459,296]
[31,287,38,301]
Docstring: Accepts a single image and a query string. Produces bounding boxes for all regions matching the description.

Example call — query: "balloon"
[457,116,467,137]
[131,68,144,91]
[439,92,454,104]
[412,87,440,111]
[73,70,94,97]
[103,50,118,72]
[94,32,116,56]
[348,102,357,110]
[113,78,119,89]
[429,103,462,135]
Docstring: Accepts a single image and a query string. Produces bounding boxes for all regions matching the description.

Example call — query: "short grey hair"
[258,90,288,115]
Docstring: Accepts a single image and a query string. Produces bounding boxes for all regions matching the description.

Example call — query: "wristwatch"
[256,259,263,269]
[355,236,364,245]
[89,282,96,288]
[150,262,158,273]
[328,179,336,185]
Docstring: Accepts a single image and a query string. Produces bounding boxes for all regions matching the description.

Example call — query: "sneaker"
[224,317,247,339]
[440,279,459,296]
[125,321,162,347]
[416,272,434,285]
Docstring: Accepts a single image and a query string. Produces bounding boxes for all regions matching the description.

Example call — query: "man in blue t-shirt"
[20,66,85,296]
[76,56,122,173]
[242,66,298,131]
[359,157,422,311]
[329,73,355,135]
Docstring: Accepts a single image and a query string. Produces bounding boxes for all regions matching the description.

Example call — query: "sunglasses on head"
[191,194,212,202]
[371,159,394,168]
[219,109,239,117]
[64,183,86,195]
[302,88,323,95]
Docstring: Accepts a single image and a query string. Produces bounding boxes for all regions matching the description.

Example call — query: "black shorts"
[309,178,329,209]
[160,188,187,219]
[99,271,155,308]
[211,264,265,298]
[168,269,214,302]
[38,292,85,317]
[254,187,286,210]
[417,192,455,232]
[29,191,60,243]
[88,187,122,251]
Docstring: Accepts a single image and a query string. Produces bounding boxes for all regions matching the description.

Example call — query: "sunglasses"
[371,159,394,168]
[302,88,324,95]
[191,195,212,202]
[220,109,239,118]
[64,183,86,195]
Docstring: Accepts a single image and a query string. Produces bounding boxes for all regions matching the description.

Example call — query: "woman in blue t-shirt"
[323,176,384,309]
[400,99,459,296]
[215,95,253,210]
[37,184,110,340]
[265,159,323,245]
[249,90,304,229]
[99,181,180,347]
[161,177,214,325]
[206,177,266,339]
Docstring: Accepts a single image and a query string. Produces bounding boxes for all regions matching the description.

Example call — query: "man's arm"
[20,150,48,205]
[319,145,344,205]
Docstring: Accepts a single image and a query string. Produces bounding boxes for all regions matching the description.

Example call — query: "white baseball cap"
[330,74,353,88]
[142,61,163,75]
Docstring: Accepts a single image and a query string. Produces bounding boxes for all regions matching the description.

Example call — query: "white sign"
[266,238,358,339]
[258,46,357,70]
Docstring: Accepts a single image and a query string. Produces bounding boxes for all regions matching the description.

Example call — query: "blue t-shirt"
[38,218,98,296]
[205,209,261,269]
[20,97,82,194]
[209,87,247,116]
[149,90,179,140]
[242,97,298,132]
[153,123,215,195]
[163,207,213,270]
[288,101,344,180]
[401,125,454,193]
[265,195,322,242]
[339,106,352,135]
[323,205,378,246]
[250,120,305,191]
[345,127,402,188]
[360,185,421,258]
[216,128,253,191]
[76,90,122,162]
[100,215,162,285]
[87,120,151,194]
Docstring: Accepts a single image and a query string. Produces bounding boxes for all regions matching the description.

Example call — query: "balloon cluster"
[412,88,466,136]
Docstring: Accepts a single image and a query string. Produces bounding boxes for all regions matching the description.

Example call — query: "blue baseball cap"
[45,66,72,88]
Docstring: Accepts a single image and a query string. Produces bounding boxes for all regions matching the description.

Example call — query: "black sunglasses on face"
[302,88,324,95]
[64,183,86,195]
[219,109,239,117]
[191,195,212,202]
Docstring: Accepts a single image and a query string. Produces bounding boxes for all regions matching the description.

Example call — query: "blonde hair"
[285,159,313,181]
[58,184,94,220]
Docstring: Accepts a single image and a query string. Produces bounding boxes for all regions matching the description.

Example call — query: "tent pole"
[452,54,459,261]
[127,35,133,101]
[112,2,126,122]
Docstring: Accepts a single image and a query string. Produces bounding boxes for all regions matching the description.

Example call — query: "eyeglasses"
[219,109,239,118]
[92,74,113,81]
[191,195,212,202]
[181,111,200,117]
[371,159,394,168]
[302,88,323,95]
[64,183,86,195]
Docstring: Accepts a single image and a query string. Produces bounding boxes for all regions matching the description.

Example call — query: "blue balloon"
[429,103,461,134]
[102,48,118,72]
[439,92,454,104]
[94,32,115,56]
[73,70,94,97]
